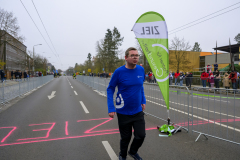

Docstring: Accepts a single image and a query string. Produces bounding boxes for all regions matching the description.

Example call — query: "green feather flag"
[132,11,170,117]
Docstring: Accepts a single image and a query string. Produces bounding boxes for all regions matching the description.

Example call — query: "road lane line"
[102,141,118,160]
[71,86,73,88]
[65,121,69,135]
[80,101,89,113]
[74,91,78,95]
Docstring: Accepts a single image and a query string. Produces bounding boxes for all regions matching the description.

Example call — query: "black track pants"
[117,111,146,158]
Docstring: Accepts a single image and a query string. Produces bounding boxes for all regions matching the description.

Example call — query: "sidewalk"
[0,79,30,88]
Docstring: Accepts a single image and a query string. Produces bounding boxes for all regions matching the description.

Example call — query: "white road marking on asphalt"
[80,101,89,113]
[74,91,78,95]
[48,91,56,100]
[94,90,107,97]
[71,86,73,88]
[102,141,118,160]
[146,98,240,133]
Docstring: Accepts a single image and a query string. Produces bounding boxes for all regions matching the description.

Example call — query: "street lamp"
[33,44,42,72]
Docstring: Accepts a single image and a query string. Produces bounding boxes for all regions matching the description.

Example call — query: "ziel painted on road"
[169,90,240,99]
[0,117,156,147]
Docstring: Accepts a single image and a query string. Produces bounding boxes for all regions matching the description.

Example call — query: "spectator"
[209,72,214,90]
[238,71,240,89]
[15,70,19,81]
[24,71,27,81]
[169,72,173,85]
[145,73,148,82]
[151,73,155,83]
[36,71,39,77]
[4,72,6,81]
[214,63,218,72]
[201,70,208,87]
[149,72,153,83]
[178,72,184,86]
[214,69,221,90]
[186,72,192,88]
[174,70,180,85]
[19,71,22,81]
[206,63,211,73]
[207,71,211,88]
[229,70,237,93]
[103,71,106,78]
[11,70,14,80]
[222,72,230,90]
[189,72,193,88]
[1,70,5,82]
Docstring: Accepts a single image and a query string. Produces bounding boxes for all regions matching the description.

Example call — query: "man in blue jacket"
[107,47,146,160]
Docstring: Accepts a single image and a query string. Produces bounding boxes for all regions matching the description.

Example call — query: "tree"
[0,8,25,42]
[234,33,240,44]
[0,60,5,69]
[99,27,124,72]
[191,42,202,52]
[74,27,124,74]
[169,36,192,71]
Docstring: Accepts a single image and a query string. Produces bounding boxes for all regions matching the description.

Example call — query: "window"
[234,54,239,61]
[199,56,205,68]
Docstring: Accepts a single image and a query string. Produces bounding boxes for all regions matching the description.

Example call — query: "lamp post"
[33,44,42,73]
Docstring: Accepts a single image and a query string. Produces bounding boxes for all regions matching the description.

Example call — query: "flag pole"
[215,41,217,63]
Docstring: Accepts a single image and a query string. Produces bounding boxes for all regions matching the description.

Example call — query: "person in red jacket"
[174,70,180,85]
[229,70,238,92]
[148,72,153,83]
[201,70,208,87]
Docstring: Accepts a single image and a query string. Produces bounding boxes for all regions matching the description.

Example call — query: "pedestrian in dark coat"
[14,71,19,81]
[1,71,4,82]
[186,72,191,88]
[24,71,27,81]
[214,70,220,90]
[11,70,14,80]
[19,71,22,80]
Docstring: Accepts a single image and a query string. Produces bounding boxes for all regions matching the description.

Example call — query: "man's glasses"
[128,54,140,58]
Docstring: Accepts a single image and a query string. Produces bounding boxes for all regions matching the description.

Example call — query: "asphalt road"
[0,76,240,160]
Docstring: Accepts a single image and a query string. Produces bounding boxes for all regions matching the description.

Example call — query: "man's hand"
[109,112,116,118]
[141,104,146,111]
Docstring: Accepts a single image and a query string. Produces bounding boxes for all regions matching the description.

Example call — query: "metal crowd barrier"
[76,75,240,145]
[0,75,54,105]
[189,87,240,145]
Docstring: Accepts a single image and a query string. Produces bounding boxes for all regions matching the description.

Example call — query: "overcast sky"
[1,0,240,71]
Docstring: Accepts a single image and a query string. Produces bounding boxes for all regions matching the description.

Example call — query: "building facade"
[0,30,32,78]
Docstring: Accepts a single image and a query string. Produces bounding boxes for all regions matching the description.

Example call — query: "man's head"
[125,47,139,65]
[177,70,179,73]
